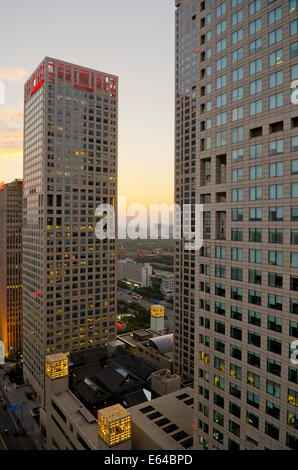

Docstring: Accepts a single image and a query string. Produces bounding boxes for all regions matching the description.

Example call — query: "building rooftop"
[68,346,156,413]
[52,390,98,450]
[128,387,194,450]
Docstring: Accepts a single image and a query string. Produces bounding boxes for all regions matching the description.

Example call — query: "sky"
[0,0,175,208]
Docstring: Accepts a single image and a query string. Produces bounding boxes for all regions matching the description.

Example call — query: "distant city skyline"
[0,0,175,208]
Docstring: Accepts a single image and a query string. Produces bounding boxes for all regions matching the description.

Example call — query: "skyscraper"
[175,0,298,449]
[23,58,118,402]
[0,179,23,357]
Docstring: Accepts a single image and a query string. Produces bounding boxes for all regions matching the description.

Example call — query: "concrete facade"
[0,179,23,356]
[175,0,298,450]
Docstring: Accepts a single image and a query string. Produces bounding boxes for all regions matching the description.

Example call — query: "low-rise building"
[41,353,191,451]
[151,271,174,298]
[117,329,173,372]
[118,259,152,287]
[129,387,194,450]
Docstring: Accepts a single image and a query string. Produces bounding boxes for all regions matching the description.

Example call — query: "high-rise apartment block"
[0,179,23,356]
[175,0,298,449]
[23,58,118,401]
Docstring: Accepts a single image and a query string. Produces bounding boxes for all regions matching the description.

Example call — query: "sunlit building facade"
[0,179,23,356]
[23,58,118,401]
[175,0,298,450]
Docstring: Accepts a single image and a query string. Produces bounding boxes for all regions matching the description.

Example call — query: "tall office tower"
[174,0,199,381]
[175,0,298,450]
[0,180,23,357]
[23,58,118,402]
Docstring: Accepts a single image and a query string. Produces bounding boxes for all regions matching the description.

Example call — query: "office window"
[268,6,282,25]
[216,130,227,147]
[248,310,261,326]
[269,48,283,66]
[249,38,262,55]
[249,207,262,221]
[232,188,243,201]
[291,229,298,244]
[266,401,280,420]
[232,148,244,162]
[267,357,281,376]
[290,19,298,35]
[231,267,243,281]
[216,74,227,90]
[248,290,262,306]
[216,246,226,259]
[249,228,262,242]
[232,67,243,83]
[290,41,298,58]
[231,247,243,261]
[268,272,283,288]
[249,249,262,264]
[232,126,244,143]
[231,305,242,320]
[216,19,227,36]
[216,56,227,71]
[247,351,261,367]
[230,385,241,406]
[249,165,262,180]
[249,0,262,15]
[265,421,279,440]
[249,269,262,285]
[215,265,226,279]
[250,99,262,115]
[269,70,283,88]
[232,28,243,45]
[216,112,227,127]
[216,1,227,18]
[269,92,283,110]
[232,106,244,121]
[286,433,298,450]
[269,162,283,177]
[216,93,227,108]
[292,183,298,198]
[249,18,262,36]
[216,38,227,53]
[268,27,283,46]
[230,363,242,380]
[230,325,242,341]
[269,206,283,221]
[250,144,262,159]
[232,9,243,26]
[249,187,262,201]
[291,206,298,221]
[232,0,243,7]
[250,79,262,95]
[269,139,283,155]
[267,380,280,398]
[268,229,283,243]
[268,250,283,266]
[292,65,298,83]
[292,160,298,175]
[249,58,262,75]
[231,47,243,63]
[232,168,243,182]
[269,184,283,199]
[268,294,283,311]
[232,86,244,102]
[291,253,298,268]
[232,208,243,221]
[292,136,298,152]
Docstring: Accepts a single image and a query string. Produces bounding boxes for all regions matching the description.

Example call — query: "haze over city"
[0,0,175,208]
